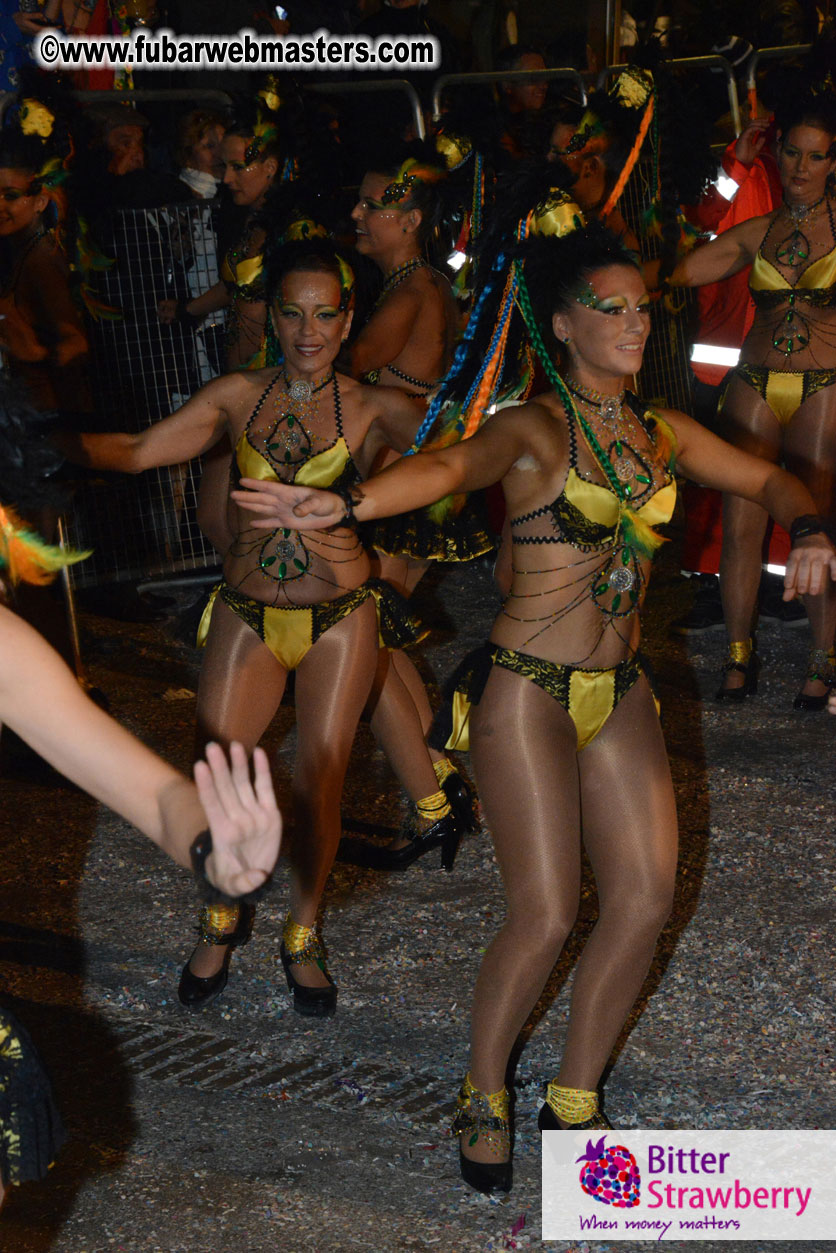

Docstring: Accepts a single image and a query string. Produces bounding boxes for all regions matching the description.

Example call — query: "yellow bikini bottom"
[435,644,644,753]
[197,579,425,671]
[732,363,836,426]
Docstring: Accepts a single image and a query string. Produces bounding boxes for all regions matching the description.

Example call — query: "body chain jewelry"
[775,194,825,267]
[767,195,835,356]
[259,373,341,581]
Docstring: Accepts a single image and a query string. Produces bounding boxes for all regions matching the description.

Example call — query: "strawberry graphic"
[577,1136,641,1208]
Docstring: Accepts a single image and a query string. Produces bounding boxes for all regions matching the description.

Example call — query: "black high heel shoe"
[716,640,758,702]
[453,1073,512,1195]
[178,903,255,1011]
[280,915,337,1017]
[441,770,478,832]
[793,647,836,711]
[338,808,466,872]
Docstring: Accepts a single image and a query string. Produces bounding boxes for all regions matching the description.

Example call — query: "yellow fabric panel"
[294,438,352,488]
[221,252,264,289]
[764,371,805,426]
[445,689,473,752]
[563,468,620,526]
[750,246,836,292]
[569,665,616,750]
[636,480,677,526]
[261,603,314,670]
[562,468,676,529]
[196,584,221,647]
[234,435,351,489]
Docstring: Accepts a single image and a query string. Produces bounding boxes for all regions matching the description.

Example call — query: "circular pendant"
[284,429,301,449]
[614,456,634,481]
[601,396,621,426]
[276,539,296,560]
[289,378,312,403]
[609,566,634,592]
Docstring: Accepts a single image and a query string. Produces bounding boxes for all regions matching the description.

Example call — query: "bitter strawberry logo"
[577,1136,641,1208]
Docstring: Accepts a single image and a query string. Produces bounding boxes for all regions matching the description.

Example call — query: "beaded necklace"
[566,379,654,494]
[375,256,426,308]
[261,368,335,469]
[775,195,825,267]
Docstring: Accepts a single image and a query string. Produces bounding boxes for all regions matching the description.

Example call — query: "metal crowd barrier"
[306,78,426,140]
[598,55,742,136]
[431,67,588,121]
[746,44,812,94]
[64,199,225,589]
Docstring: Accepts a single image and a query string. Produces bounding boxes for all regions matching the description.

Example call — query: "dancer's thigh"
[783,386,836,515]
[578,677,678,917]
[470,664,582,923]
[294,597,379,774]
[197,598,288,750]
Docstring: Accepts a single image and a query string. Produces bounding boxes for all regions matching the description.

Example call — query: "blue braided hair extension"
[408,247,510,452]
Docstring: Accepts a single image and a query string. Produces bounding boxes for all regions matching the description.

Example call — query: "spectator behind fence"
[176,109,227,202]
[494,45,550,165]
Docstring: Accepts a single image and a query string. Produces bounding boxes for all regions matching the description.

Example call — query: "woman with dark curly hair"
[667,78,836,708]
[231,194,836,1192]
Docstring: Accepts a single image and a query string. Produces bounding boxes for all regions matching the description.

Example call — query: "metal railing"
[431,67,588,122]
[598,55,742,136]
[746,43,812,93]
[306,78,426,140]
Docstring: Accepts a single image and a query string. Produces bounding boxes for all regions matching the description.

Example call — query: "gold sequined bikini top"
[511,399,677,548]
[221,248,266,303]
[750,242,836,308]
[234,373,358,491]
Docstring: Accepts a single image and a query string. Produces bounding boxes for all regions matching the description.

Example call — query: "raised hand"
[232,478,346,531]
[783,536,836,600]
[193,742,281,898]
[733,117,771,167]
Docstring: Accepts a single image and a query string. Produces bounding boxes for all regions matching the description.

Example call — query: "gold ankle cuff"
[199,902,240,944]
[452,1073,510,1158]
[544,1082,599,1125]
[726,639,752,666]
[282,914,325,967]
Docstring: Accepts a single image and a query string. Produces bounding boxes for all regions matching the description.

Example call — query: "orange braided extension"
[600,96,655,219]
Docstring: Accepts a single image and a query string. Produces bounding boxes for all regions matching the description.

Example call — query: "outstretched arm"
[667,409,836,597]
[0,605,280,893]
[232,402,537,530]
[59,375,237,474]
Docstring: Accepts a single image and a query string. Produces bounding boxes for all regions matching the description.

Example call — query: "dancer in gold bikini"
[667,81,836,707]
[66,239,443,1017]
[232,194,836,1193]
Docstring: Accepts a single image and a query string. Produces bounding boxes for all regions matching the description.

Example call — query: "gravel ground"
[1,544,834,1253]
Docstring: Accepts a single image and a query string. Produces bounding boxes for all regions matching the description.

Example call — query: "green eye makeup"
[573,287,652,316]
